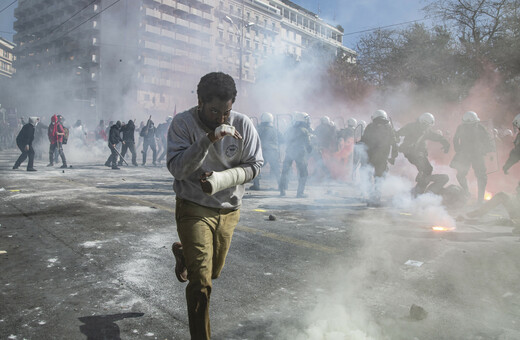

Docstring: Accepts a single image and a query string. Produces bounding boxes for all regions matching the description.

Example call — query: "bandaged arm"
[201,166,256,195]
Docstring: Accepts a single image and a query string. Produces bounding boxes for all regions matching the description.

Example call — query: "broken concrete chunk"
[410,304,427,320]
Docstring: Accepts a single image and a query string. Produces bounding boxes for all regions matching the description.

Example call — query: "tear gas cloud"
[237,29,519,338]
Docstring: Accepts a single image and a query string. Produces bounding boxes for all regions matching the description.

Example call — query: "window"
[144,94,150,101]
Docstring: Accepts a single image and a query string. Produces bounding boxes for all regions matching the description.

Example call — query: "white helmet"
[418,112,435,126]
[503,129,513,137]
[294,111,310,123]
[435,129,443,137]
[261,112,274,124]
[513,114,520,129]
[462,111,480,123]
[358,120,367,129]
[320,116,331,125]
[371,109,388,121]
[347,118,357,128]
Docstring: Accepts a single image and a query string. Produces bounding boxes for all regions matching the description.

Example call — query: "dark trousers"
[106,145,119,167]
[120,142,137,165]
[404,152,434,195]
[280,155,308,195]
[49,142,66,165]
[15,144,35,169]
[142,139,157,165]
[451,152,487,202]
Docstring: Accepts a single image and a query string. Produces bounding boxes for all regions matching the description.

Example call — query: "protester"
[13,117,38,171]
[166,72,263,340]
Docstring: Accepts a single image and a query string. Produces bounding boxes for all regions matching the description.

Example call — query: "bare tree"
[424,0,508,52]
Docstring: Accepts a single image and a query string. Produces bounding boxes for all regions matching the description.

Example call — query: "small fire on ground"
[431,226,455,232]
[484,191,493,201]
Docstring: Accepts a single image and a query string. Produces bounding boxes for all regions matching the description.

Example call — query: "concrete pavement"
[1,149,520,340]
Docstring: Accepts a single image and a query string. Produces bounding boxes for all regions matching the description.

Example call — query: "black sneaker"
[60,164,68,169]
[27,168,37,172]
[172,242,188,283]
[12,165,19,170]
[46,163,54,167]
[111,166,120,170]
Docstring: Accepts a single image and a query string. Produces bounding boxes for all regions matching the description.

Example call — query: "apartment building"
[12,0,355,121]
[0,37,16,79]
[0,37,16,109]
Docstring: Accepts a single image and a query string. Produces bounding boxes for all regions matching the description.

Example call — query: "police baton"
[113,145,129,166]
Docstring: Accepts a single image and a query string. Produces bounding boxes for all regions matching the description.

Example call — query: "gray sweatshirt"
[167,106,263,209]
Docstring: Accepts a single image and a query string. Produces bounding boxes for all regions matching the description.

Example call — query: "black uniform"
[279,121,313,197]
[13,121,36,171]
[105,122,123,169]
[140,120,157,166]
[360,117,398,204]
[251,122,281,189]
[119,120,138,166]
[397,121,450,196]
[503,132,520,174]
[450,122,493,203]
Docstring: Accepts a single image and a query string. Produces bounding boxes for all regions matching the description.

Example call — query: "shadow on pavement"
[78,312,144,340]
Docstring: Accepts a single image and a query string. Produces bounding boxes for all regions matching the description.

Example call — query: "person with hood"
[140,117,157,166]
[119,119,138,166]
[360,109,398,206]
[13,117,39,171]
[450,111,494,204]
[47,114,67,168]
[279,111,313,197]
[397,112,450,196]
[105,121,124,170]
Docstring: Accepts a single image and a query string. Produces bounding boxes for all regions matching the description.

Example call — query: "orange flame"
[484,191,493,201]
[432,226,455,232]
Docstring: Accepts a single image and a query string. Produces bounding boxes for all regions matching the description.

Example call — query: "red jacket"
[48,114,64,144]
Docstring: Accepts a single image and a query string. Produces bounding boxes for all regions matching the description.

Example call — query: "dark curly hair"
[197,72,237,104]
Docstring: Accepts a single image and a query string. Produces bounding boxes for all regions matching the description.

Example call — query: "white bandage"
[214,124,236,139]
[203,167,247,195]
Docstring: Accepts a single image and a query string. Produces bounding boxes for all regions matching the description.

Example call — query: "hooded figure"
[47,114,67,168]
[13,117,39,171]
[119,119,138,166]
[140,119,157,166]
[105,120,123,169]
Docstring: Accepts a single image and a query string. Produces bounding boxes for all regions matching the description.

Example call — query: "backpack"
[62,126,70,144]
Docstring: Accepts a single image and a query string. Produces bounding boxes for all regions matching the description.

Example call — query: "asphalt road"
[1,149,520,340]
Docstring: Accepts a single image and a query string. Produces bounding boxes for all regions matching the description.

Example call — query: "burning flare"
[484,191,493,201]
[432,226,455,232]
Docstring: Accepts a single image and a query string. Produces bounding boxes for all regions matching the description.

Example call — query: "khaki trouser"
[175,198,240,340]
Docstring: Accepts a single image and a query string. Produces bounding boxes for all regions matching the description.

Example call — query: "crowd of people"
[6,114,174,171]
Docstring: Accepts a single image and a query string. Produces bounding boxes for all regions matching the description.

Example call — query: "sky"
[0,0,428,48]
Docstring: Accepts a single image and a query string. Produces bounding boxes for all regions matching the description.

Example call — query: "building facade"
[0,37,16,79]
[0,37,16,110]
[12,0,355,122]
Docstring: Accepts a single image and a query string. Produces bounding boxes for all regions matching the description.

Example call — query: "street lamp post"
[223,16,254,91]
